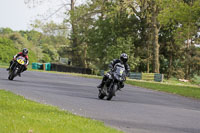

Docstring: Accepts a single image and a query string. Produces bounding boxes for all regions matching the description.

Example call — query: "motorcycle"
[98,62,127,100]
[8,56,26,80]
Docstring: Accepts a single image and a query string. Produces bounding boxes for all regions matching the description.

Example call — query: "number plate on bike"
[17,59,25,65]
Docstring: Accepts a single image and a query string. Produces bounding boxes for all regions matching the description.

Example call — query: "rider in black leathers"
[97,53,130,89]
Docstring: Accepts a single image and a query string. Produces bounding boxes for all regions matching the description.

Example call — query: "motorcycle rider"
[7,48,29,77]
[97,53,130,89]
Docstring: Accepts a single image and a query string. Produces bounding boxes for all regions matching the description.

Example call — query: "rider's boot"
[118,82,124,91]
[97,75,108,88]
[18,73,21,77]
[7,60,14,71]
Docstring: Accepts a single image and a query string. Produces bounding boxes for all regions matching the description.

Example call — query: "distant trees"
[0,37,18,63]
[158,0,200,79]
[12,0,200,79]
[0,27,64,64]
[69,0,200,79]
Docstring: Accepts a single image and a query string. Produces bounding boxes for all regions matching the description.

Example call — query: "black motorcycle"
[98,62,127,100]
[8,56,26,80]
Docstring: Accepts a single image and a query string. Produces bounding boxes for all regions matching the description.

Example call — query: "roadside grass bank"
[126,79,200,99]
[0,63,8,68]
[0,89,123,133]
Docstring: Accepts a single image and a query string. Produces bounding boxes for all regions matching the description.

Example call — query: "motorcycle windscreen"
[113,67,126,81]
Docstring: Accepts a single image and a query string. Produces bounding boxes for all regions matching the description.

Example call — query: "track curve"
[0,68,200,133]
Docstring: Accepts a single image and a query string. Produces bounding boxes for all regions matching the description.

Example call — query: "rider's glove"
[108,64,113,69]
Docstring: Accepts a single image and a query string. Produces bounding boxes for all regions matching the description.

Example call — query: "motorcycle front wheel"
[8,68,18,80]
[106,83,117,100]
[98,90,106,99]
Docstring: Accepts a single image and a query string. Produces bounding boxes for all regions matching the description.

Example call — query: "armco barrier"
[129,72,163,82]
[32,63,37,69]
[44,63,51,71]
[37,63,43,70]
[32,63,50,70]
[51,63,92,74]
[142,73,155,81]
[154,73,164,82]
[32,63,43,70]
[32,63,92,74]
[129,73,142,80]
[99,70,104,76]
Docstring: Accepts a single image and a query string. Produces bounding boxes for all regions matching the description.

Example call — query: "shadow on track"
[0,78,26,82]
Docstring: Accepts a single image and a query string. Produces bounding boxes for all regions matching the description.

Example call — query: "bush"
[191,75,200,85]
[173,69,185,79]
[0,37,18,63]
[40,53,51,63]
[0,37,37,64]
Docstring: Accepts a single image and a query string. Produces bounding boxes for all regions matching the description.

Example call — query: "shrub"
[191,75,200,85]
[0,37,18,63]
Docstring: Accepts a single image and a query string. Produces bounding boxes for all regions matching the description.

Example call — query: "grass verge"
[126,79,200,99]
[0,63,8,68]
[0,90,123,133]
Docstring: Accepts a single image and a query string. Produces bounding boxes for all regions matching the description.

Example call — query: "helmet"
[22,48,28,56]
[120,53,128,63]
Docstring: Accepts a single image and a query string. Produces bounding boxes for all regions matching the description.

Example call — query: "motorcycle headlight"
[108,74,112,79]
[119,77,124,82]
[115,75,121,81]
[113,73,117,78]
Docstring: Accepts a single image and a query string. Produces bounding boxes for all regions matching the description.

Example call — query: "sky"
[0,0,85,31]
[0,0,48,31]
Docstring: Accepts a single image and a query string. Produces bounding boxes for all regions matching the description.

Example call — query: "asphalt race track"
[0,68,200,133]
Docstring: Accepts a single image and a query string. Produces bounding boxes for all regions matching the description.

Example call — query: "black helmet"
[22,48,28,55]
[120,53,128,63]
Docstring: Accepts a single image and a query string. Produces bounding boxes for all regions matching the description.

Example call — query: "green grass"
[0,90,123,133]
[0,63,8,68]
[163,77,197,86]
[126,79,200,99]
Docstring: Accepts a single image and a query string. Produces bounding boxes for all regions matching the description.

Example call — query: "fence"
[99,71,164,82]
[32,63,163,82]
[32,63,92,74]
[32,63,51,71]
[129,73,142,80]
[129,72,164,82]
[51,63,92,74]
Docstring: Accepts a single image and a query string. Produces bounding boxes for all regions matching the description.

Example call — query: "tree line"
[0,27,68,64]
[63,0,200,79]
[1,0,200,80]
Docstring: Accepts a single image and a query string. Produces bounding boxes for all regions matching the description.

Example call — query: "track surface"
[0,68,200,133]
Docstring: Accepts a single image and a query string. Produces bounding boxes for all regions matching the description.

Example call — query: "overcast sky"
[0,0,85,31]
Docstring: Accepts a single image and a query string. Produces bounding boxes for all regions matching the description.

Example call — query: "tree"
[0,28,13,34]
[23,0,200,79]
[158,0,200,79]
[84,0,140,70]
[121,0,162,73]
